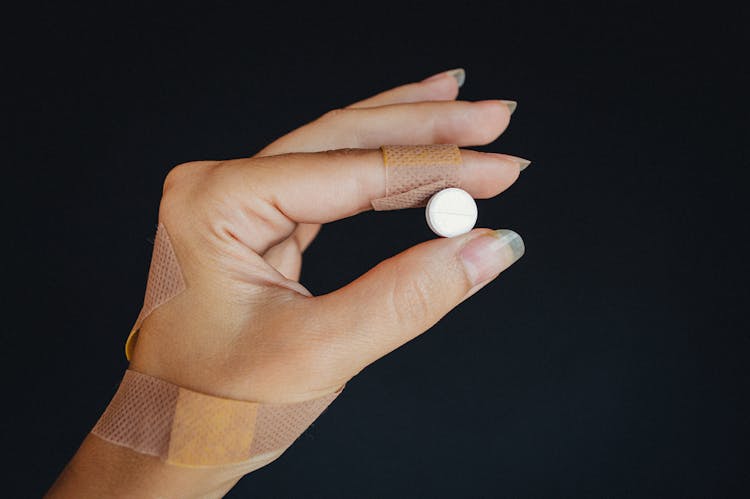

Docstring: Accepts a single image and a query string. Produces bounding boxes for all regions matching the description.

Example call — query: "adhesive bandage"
[125,223,186,360]
[102,221,344,469]
[92,370,343,468]
[425,187,477,237]
[371,144,463,210]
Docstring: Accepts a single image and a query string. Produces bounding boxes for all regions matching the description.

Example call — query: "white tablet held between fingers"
[425,187,478,238]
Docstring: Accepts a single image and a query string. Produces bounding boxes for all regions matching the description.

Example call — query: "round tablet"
[425,187,478,237]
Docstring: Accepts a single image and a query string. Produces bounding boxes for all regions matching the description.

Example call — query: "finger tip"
[420,73,461,101]
[472,101,512,144]
[459,151,521,198]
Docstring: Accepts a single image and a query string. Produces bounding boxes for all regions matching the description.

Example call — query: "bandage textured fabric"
[371,144,463,210]
[92,370,343,467]
[125,223,187,359]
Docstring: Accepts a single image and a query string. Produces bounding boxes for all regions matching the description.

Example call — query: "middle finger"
[257,99,517,154]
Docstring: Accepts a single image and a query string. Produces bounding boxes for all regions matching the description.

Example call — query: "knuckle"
[319,107,350,123]
[389,262,437,329]
[162,161,208,194]
[159,164,190,221]
[159,161,216,223]
[162,163,188,193]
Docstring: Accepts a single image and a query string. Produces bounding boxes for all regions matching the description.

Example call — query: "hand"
[48,69,529,499]
[129,69,527,405]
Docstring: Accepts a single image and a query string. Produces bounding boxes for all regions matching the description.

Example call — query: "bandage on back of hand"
[94,223,344,468]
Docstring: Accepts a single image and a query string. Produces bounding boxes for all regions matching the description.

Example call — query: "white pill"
[425,187,478,238]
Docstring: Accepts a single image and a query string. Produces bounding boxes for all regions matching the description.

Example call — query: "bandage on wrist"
[116,224,343,469]
[371,144,463,211]
[92,369,343,468]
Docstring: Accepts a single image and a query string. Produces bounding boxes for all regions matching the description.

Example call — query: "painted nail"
[448,68,466,87]
[423,68,466,87]
[459,230,525,286]
[501,100,518,115]
[510,156,531,171]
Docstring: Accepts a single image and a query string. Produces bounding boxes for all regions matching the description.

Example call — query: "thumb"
[313,228,525,372]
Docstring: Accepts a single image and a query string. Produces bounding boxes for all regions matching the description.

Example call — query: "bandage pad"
[125,223,187,360]
[371,144,463,211]
[92,370,343,467]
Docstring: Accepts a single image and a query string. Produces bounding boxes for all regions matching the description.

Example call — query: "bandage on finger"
[371,144,463,211]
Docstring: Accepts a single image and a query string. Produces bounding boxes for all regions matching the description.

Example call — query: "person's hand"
[129,69,528,405]
[47,69,530,499]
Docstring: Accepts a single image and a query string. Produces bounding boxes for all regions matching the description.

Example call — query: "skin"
[46,69,526,498]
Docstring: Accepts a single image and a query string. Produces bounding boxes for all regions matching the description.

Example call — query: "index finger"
[218,147,527,254]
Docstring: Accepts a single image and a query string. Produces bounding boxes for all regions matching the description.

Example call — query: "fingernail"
[501,100,518,115]
[510,155,531,171]
[448,68,466,87]
[423,68,465,87]
[459,230,525,286]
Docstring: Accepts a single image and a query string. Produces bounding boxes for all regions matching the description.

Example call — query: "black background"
[4,1,749,497]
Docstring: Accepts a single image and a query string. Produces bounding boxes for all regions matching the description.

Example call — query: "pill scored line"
[430,211,477,216]
[425,187,478,238]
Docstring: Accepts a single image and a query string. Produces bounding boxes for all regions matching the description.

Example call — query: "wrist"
[47,433,252,499]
